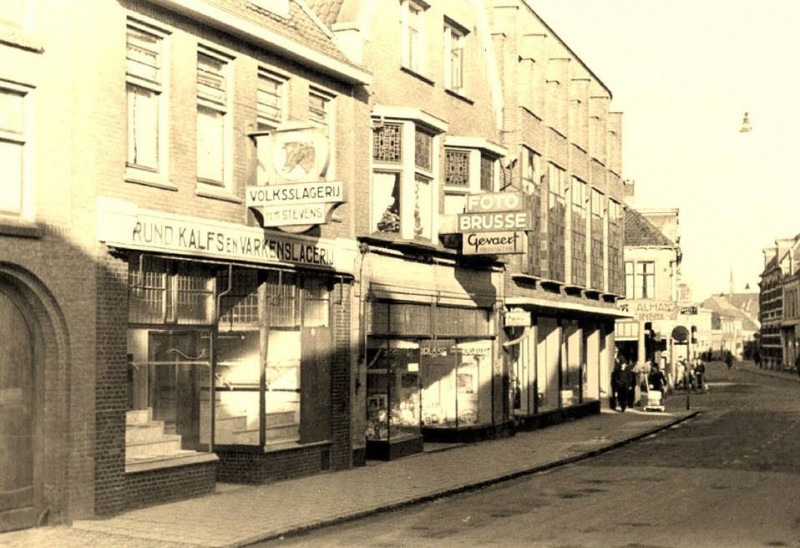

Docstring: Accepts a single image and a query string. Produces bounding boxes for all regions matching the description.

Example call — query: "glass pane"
[443,193,466,215]
[372,123,402,163]
[127,85,159,170]
[145,330,211,452]
[127,26,161,83]
[414,174,431,238]
[366,340,421,442]
[0,140,22,214]
[128,256,167,323]
[372,172,401,233]
[219,269,260,329]
[265,330,300,445]
[445,150,469,187]
[454,340,492,426]
[0,89,24,134]
[196,106,224,183]
[301,277,329,328]
[420,340,456,427]
[197,52,226,104]
[212,331,260,446]
[266,271,297,327]
[174,263,214,324]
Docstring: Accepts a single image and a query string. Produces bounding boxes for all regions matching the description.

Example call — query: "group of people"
[610,356,667,412]
[611,353,711,411]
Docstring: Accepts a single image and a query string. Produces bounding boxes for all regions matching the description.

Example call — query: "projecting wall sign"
[457,191,529,255]
[249,123,344,233]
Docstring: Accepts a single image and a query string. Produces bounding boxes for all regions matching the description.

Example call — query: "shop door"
[0,292,38,532]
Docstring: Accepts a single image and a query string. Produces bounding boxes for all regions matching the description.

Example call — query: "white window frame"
[443,147,499,214]
[0,82,33,220]
[635,261,656,299]
[196,45,234,192]
[401,0,426,74]
[444,22,465,93]
[256,68,287,131]
[371,115,442,240]
[126,19,171,187]
[309,86,336,180]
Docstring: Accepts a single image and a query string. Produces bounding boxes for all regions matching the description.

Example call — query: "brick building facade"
[1,0,629,532]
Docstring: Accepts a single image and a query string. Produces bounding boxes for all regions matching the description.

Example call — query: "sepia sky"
[531,0,800,300]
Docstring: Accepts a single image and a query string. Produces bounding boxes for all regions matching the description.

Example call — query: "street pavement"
[13,365,792,548]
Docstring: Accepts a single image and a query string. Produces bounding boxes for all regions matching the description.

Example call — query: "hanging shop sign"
[96,199,357,274]
[617,300,678,322]
[249,123,344,232]
[463,230,524,255]
[503,308,531,328]
[457,191,529,255]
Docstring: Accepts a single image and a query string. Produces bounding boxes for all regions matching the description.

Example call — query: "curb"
[237,410,699,546]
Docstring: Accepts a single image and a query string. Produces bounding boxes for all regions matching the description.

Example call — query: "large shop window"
[367,301,494,433]
[127,257,333,462]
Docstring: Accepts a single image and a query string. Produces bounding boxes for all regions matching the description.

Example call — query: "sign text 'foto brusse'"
[458,191,529,255]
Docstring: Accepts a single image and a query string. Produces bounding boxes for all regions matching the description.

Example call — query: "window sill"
[0,28,44,53]
[125,450,218,474]
[400,66,435,86]
[445,88,474,105]
[124,170,179,192]
[0,218,43,239]
[195,185,242,204]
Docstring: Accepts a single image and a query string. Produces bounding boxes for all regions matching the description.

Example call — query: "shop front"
[98,200,358,498]
[360,247,503,459]
[504,298,621,429]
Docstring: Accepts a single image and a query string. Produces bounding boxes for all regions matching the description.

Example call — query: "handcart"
[643,389,665,412]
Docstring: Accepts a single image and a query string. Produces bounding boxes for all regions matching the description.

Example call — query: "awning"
[505,296,633,319]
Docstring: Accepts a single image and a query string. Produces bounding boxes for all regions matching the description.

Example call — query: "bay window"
[371,113,444,240]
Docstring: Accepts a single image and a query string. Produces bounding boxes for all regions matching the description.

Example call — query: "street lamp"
[739,111,752,133]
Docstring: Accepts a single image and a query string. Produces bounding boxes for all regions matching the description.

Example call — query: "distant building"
[615,206,683,381]
[759,235,800,370]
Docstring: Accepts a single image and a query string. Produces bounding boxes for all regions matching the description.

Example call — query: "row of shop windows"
[126,255,333,458]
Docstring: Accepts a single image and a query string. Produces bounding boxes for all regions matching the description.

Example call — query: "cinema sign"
[249,123,344,232]
[457,191,529,255]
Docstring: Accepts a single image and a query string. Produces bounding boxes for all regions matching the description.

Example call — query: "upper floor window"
[372,117,441,240]
[196,47,232,188]
[257,69,286,131]
[570,177,587,215]
[401,0,426,74]
[309,87,335,177]
[0,84,29,217]
[624,261,633,299]
[547,163,566,209]
[443,145,499,214]
[444,21,465,93]
[126,22,168,177]
[634,261,655,299]
[521,147,541,194]
[608,198,622,224]
[591,188,604,218]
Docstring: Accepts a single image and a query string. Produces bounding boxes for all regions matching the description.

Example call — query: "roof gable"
[624,208,675,247]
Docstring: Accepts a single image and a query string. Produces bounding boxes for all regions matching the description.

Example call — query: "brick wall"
[93,251,129,516]
[216,445,332,484]
[125,463,216,510]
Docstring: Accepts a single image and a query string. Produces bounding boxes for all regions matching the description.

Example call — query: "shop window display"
[128,259,332,459]
[420,339,492,428]
[365,340,421,442]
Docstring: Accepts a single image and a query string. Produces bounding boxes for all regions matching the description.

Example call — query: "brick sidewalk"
[1,406,696,548]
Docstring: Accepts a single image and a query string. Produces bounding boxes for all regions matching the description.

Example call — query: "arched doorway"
[0,289,40,532]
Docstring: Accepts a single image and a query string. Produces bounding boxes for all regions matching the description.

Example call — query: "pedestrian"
[725,350,733,370]
[611,358,632,412]
[647,362,668,404]
[694,359,706,392]
[754,350,761,368]
[622,361,636,409]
